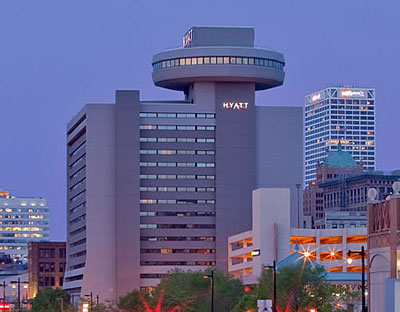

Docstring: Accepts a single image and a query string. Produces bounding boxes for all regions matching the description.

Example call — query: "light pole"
[264,261,277,312]
[10,278,28,311]
[203,270,214,312]
[347,246,366,312]
[296,184,301,228]
[84,293,93,311]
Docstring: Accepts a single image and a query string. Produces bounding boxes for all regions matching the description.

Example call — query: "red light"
[244,286,250,293]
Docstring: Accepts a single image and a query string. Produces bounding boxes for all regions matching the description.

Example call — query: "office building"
[28,242,66,298]
[305,86,375,185]
[0,191,50,261]
[228,188,367,285]
[63,26,303,302]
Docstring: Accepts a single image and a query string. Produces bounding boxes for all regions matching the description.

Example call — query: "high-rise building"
[63,26,303,303]
[305,86,376,185]
[0,191,49,261]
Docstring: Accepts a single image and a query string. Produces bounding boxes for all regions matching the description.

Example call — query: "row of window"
[140,224,215,229]
[69,141,86,157]
[140,137,215,143]
[140,199,215,205]
[140,149,215,155]
[69,226,86,236]
[70,202,85,215]
[69,191,85,203]
[140,162,215,168]
[140,125,215,131]
[70,166,85,180]
[70,238,86,248]
[69,154,85,169]
[140,186,215,192]
[141,248,215,254]
[153,56,285,70]
[39,262,65,273]
[140,211,215,217]
[140,236,215,242]
[69,214,86,225]
[141,261,215,266]
[69,178,86,192]
[140,112,215,119]
[140,174,215,180]
[39,248,66,259]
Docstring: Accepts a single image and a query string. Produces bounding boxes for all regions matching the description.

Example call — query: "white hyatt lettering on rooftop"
[223,102,249,110]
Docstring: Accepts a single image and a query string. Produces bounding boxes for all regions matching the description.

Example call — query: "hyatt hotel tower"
[64,27,303,302]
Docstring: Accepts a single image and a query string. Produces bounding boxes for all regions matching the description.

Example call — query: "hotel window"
[197,57,203,64]
[204,57,210,64]
[210,57,216,64]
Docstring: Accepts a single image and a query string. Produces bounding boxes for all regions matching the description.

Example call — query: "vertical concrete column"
[115,90,141,295]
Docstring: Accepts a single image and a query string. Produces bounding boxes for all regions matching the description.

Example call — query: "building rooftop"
[323,144,358,168]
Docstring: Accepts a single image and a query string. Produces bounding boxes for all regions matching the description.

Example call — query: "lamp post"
[10,278,28,311]
[84,293,93,311]
[347,246,366,312]
[264,260,277,312]
[203,271,214,312]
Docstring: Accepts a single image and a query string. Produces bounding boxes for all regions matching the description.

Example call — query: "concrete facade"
[228,188,367,284]
[64,26,303,302]
[367,190,400,311]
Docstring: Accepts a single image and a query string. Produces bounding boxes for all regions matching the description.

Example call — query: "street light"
[264,261,277,312]
[347,246,366,312]
[10,278,28,311]
[203,270,214,312]
[83,293,93,311]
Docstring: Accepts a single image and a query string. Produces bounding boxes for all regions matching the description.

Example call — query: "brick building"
[303,144,363,228]
[28,242,66,298]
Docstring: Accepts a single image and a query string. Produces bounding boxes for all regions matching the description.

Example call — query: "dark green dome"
[324,144,358,168]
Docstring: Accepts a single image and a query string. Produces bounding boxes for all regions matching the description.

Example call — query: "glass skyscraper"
[305,86,376,185]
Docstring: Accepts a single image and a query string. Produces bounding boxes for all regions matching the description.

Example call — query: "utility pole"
[1,281,5,303]
[17,278,20,311]
[96,294,99,306]
[296,184,301,228]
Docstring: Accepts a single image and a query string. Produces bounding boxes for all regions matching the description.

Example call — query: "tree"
[117,269,244,312]
[118,290,149,312]
[31,288,71,312]
[236,262,338,312]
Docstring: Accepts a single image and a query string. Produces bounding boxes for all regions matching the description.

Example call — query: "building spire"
[338,141,343,152]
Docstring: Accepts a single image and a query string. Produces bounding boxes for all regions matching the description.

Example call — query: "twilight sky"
[0,0,399,241]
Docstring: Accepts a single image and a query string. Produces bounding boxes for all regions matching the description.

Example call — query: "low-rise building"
[367,184,400,311]
[28,242,66,298]
[228,188,367,285]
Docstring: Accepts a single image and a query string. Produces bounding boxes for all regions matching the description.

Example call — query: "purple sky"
[0,0,399,241]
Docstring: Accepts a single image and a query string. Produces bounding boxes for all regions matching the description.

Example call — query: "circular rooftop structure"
[151,27,285,91]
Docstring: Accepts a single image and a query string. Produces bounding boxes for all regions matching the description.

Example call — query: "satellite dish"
[368,188,377,201]
[393,181,400,194]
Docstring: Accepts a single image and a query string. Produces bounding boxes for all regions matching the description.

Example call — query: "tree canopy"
[30,287,71,312]
[118,268,244,312]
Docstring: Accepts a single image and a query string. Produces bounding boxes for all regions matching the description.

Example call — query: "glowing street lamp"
[82,303,89,312]
[203,271,214,312]
[347,246,366,312]
[303,251,311,258]
[330,251,336,257]
[346,258,353,265]
[264,261,277,312]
